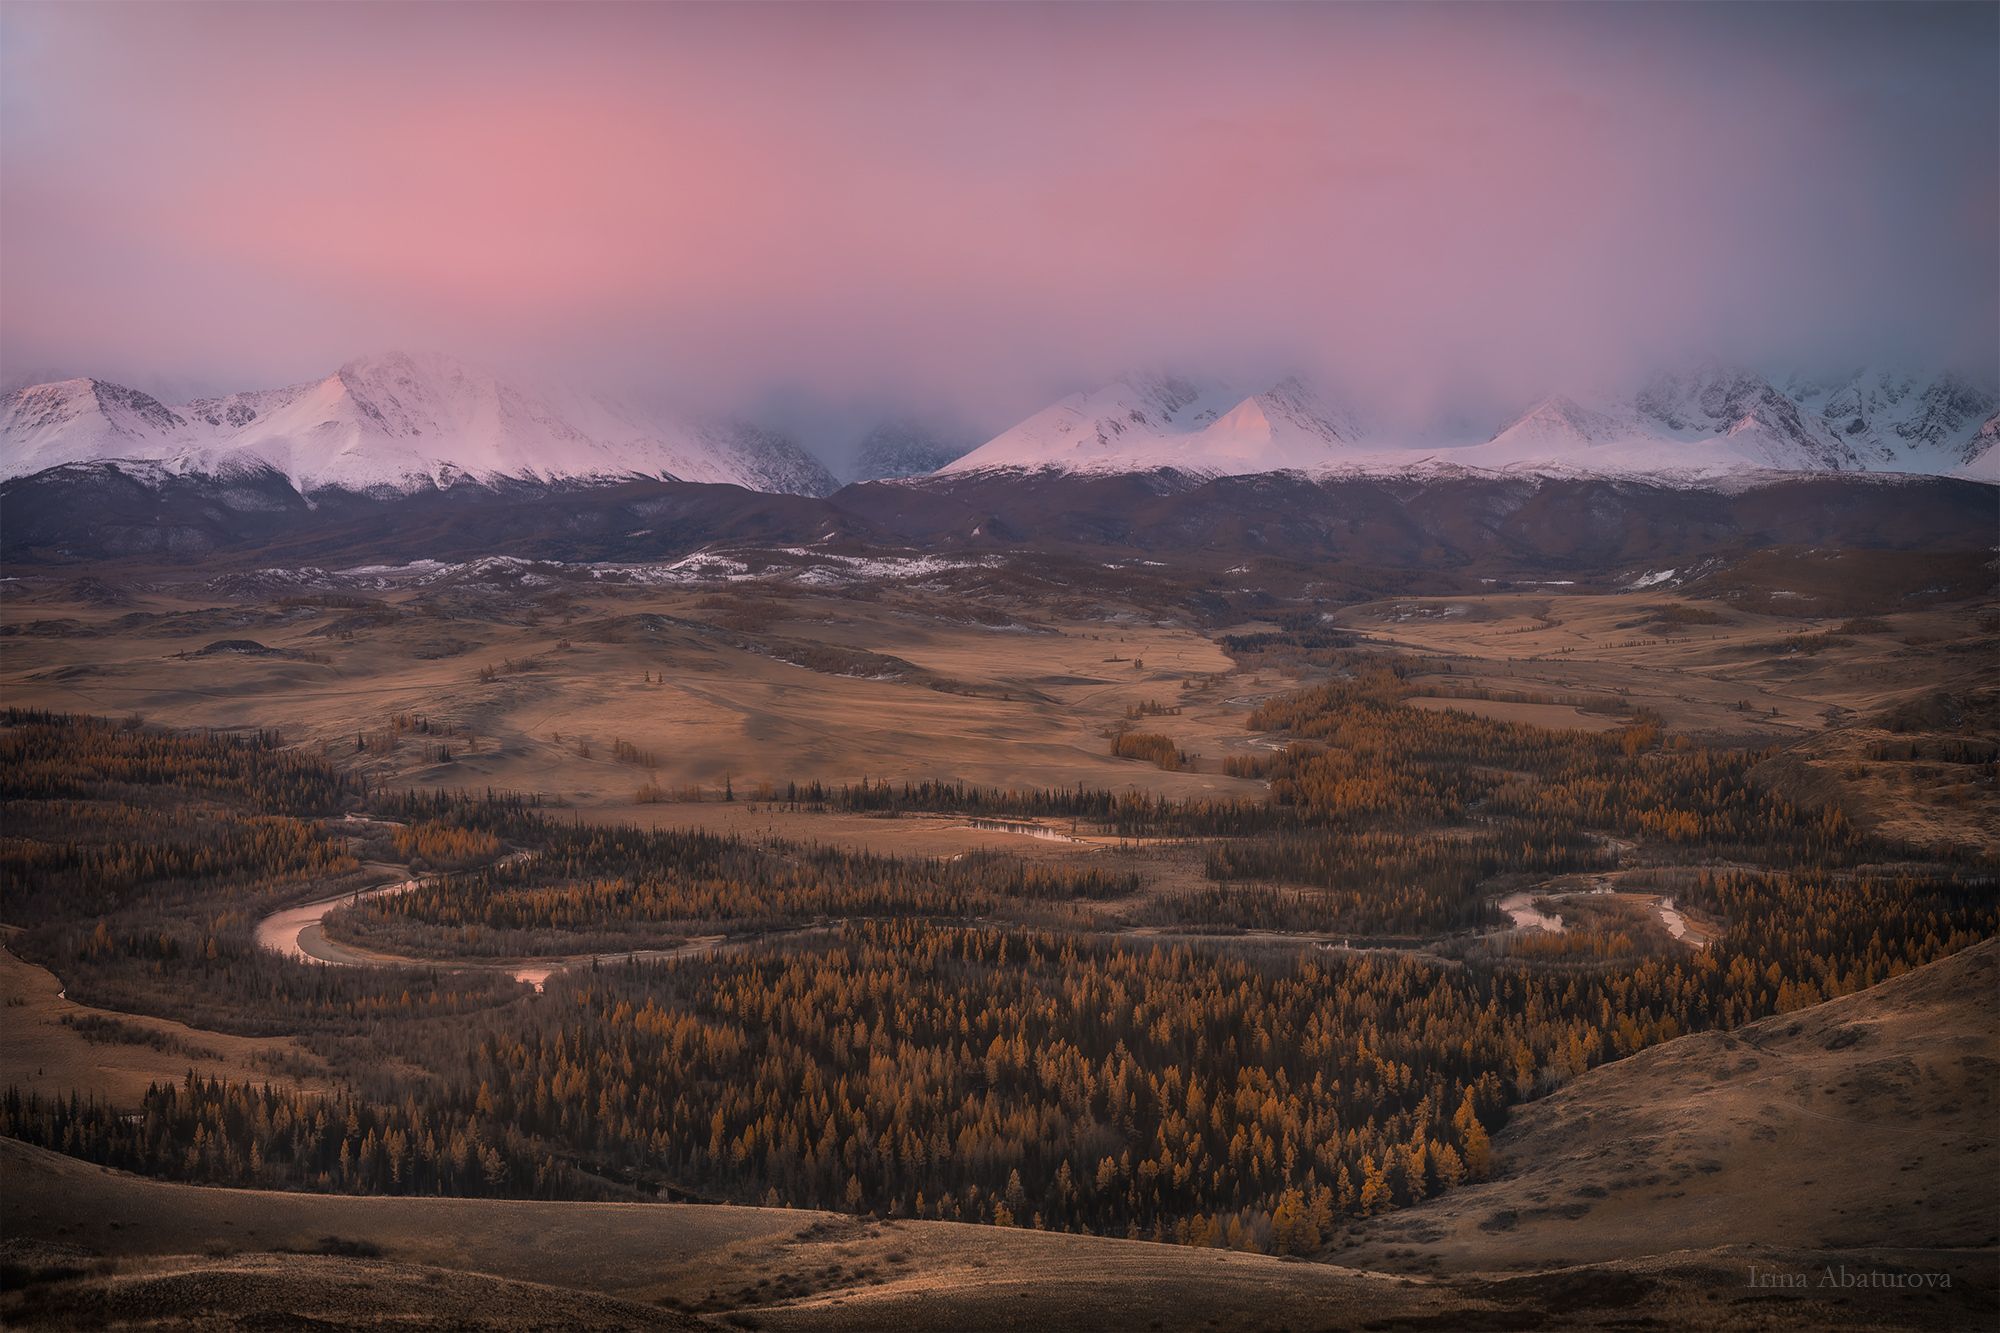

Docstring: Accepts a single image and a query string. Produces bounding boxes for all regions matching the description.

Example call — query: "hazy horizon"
[3,1,1995,466]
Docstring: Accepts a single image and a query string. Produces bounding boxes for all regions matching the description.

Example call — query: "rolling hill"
[7,941,1993,1329]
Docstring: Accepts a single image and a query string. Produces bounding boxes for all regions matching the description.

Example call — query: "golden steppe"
[2,568,1995,1330]
[5,575,1993,853]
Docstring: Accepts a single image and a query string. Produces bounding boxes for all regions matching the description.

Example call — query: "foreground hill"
[6,1136,1982,1331]
[5,942,1994,1329]
[1339,937,2000,1275]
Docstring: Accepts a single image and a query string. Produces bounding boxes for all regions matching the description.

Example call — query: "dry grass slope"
[6,944,1996,1329]
[0,934,323,1106]
[2,1248,703,1331]
[1340,938,2000,1285]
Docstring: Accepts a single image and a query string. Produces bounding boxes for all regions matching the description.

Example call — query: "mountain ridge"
[944,366,1998,483]
[0,351,838,497]
[7,358,1996,493]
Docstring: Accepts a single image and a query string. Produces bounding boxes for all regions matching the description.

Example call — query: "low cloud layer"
[2,2,1993,435]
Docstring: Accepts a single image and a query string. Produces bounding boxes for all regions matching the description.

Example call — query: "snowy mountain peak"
[1637,363,1781,432]
[1465,363,2000,478]
[1780,367,1997,472]
[6,376,176,430]
[1191,377,1367,471]
[7,358,1993,494]
[1250,375,1359,442]
[337,348,443,382]
[1630,364,1861,471]
[1953,409,2000,482]
[1206,397,1278,440]
[1107,371,1225,426]
[943,363,1994,483]
[1490,395,1628,449]
[1,353,838,497]
[936,373,1230,475]
[944,373,1373,477]
[0,378,187,475]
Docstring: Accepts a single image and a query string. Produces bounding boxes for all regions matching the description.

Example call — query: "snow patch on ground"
[202,548,1003,597]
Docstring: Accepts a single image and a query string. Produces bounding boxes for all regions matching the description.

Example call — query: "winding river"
[253,862,722,992]
[958,818,1078,843]
[257,822,1704,993]
[1493,885,1704,946]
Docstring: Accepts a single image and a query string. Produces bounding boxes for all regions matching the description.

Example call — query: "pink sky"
[1,2,1992,421]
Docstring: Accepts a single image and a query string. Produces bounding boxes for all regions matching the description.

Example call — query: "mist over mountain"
[850,419,981,482]
[6,355,1994,495]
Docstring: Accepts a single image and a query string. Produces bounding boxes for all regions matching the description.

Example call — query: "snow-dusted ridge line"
[926,457,1995,492]
[0,351,838,497]
[941,366,1999,484]
[7,358,1996,493]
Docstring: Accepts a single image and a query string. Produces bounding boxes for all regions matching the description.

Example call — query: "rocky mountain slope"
[851,419,978,481]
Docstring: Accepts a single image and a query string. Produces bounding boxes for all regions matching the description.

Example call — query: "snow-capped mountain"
[852,419,978,481]
[10,356,1992,494]
[1438,366,1871,476]
[0,379,191,475]
[1188,375,1366,472]
[941,366,1996,483]
[941,372,1365,477]
[1483,395,1631,453]
[1469,365,1995,478]
[1967,412,2000,483]
[0,352,838,496]
[1627,364,1862,471]
[1784,369,1998,475]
